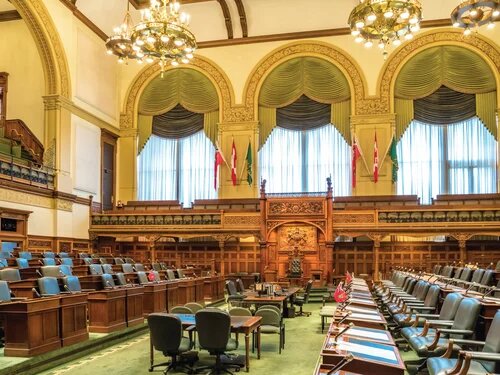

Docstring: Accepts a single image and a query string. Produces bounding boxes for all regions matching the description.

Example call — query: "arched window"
[394,47,498,203]
[136,69,219,206]
[258,57,352,195]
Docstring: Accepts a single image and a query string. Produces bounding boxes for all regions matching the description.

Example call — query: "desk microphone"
[63,284,74,294]
[38,260,44,266]
[326,353,354,375]
[105,280,114,289]
[126,278,133,286]
[338,301,351,312]
[334,322,354,341]
[32,288,41,298]
[336,311,352,326]
[36,270,43,278]
[464,282,476,296]
[481,286,498,300]
[59,269,65,277]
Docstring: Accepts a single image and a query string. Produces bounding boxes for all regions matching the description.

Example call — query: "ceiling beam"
[0,10,22,22]
[216,0,233,39]
[233,0,248,37]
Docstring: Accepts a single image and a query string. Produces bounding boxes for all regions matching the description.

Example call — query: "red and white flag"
[352,134,361,188]
[345,270,352,285]
[231,138,237,186]
[373,131,379,183]
[214,141,227,190]
[334,282,348,303]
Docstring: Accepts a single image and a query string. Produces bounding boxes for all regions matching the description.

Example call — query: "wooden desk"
[321,336,405,375]
[333,311,387,329]
[177,279,195,305]
[142,282,167,317]
[0,297,61,356]
[242,287,300,317]
[59,293,89,347]
[171,314,262,372]
[315,363,362,375]
[194,277,205,304]
[88,288,127,333]
[8,279,37,298]
[165,281,179,312]
[125,285,144,326]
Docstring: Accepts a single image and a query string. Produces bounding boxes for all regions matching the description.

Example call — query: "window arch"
[258,57,352,195]
[137,69,219,206]
[394,46,498,203]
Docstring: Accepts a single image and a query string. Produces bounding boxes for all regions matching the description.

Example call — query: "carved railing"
[0,153,55,189]
[91,212,222,226]
[4,119,44,164]
[378,209,500,223]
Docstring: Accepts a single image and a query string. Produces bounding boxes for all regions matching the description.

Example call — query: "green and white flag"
[245,141,253,186]
[389,136,398,183]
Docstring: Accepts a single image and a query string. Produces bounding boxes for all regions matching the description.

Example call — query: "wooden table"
[125,285,144,326]
[242,287,300,317]
[170,313,262,372]
[59,293,89,346]
[88,288,127,333]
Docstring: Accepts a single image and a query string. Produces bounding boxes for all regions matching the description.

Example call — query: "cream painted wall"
[0,195,55,236]
[0,20,45,140]
[72,203,91,240]
[72,115,101,201]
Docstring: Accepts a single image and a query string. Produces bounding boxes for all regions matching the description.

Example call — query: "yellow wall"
[0,20,45,140]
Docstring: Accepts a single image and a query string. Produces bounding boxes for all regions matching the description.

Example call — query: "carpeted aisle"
[38,304,327,375]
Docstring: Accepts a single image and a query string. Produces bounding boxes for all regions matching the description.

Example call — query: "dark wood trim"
[101,130,117,211]
[216,0,233,39]
[233,0,248,38]
[197,19,452,48]
[0,10,22,22]
[130,0,213,9]
[58,0,108,41]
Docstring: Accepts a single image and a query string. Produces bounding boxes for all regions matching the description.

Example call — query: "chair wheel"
[235,369,240,372]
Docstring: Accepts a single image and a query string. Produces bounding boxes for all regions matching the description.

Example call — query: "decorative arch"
[121,55,236,130]
[11,0,71,97]
[379,29,500,114]
[266,220,326,242]
[243,41,369,120]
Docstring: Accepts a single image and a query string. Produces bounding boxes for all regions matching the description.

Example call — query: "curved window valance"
[137,68,219,153]
[258,57,351,147]
[395,46,497,139]
[152,103,204,139]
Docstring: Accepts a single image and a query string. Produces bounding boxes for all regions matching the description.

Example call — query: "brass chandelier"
[348,0,423,59]
[106,0,196,69]
[451,0,499,35]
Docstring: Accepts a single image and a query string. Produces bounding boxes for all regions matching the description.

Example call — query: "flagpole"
[378,133,395,169]
[352,132,371,180]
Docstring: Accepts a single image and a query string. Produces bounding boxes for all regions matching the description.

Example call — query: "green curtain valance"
[395,46,496,99]
[259,57,351,107]
[258,57,351,148]
[139,68,219,115]
[414,86,476,125]
[152,103,204,139]
[276,95,331,131]
[137,68,219,153]
[395,46,497,139]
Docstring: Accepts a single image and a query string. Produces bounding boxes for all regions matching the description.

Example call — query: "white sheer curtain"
[397,117,497,204]
[259,124,351,195]
[137,132,216,206]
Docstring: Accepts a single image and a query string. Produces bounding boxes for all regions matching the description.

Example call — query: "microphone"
[481,286,498,299]
[38,260,44,266]
[334,322,354,341]
[59,269,65,277]
[338,301,351,312]
[32,288,41,298]
[63,284,74,294]
[126,278,133,286]
[326,353,354,375]
[335,311,352,325]
[36,270,43,278]
[105,280,114,289]
[464,282,476,296]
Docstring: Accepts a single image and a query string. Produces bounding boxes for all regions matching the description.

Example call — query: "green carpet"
[36,304,326,375]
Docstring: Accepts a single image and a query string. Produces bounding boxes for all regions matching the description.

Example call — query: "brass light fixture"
[451,0,499,35]
[106,0,196,70]
[348,0,423,59]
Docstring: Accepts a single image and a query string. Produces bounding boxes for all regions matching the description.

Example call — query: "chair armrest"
[427,320,454,327]
[438,328,474,337]
[460,351,500,361]
[451,338,485,347]
[410,306,434,312]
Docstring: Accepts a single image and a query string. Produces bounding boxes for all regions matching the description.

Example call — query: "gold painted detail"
[333,213,376,224]
[279,224,317,251]
[55,198,73,212]
[0,188,53,209]
[224,215,260,226]
[28,239,52,247]
[268,201,324,215]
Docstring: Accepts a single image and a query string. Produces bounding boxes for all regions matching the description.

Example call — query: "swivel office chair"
[148,313,195,374]
[294,280,313,317]
[195,309,242,374]
[225,280,244,307]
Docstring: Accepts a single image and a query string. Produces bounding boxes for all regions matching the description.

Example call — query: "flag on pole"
[345,270,352,284]
[231,138,237,186]
[373,131,379,183]
[389,136,398,183]
[334,282,348,303]
[214,141,227,190]
[352,135,361,188]
[245,140,253,186]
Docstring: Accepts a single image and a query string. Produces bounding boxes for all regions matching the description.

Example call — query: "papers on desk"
[335,341,397,362]
[350,313,382,321]
[346,306,378,315]
[349,298,376,305]
[346,328,389,342]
